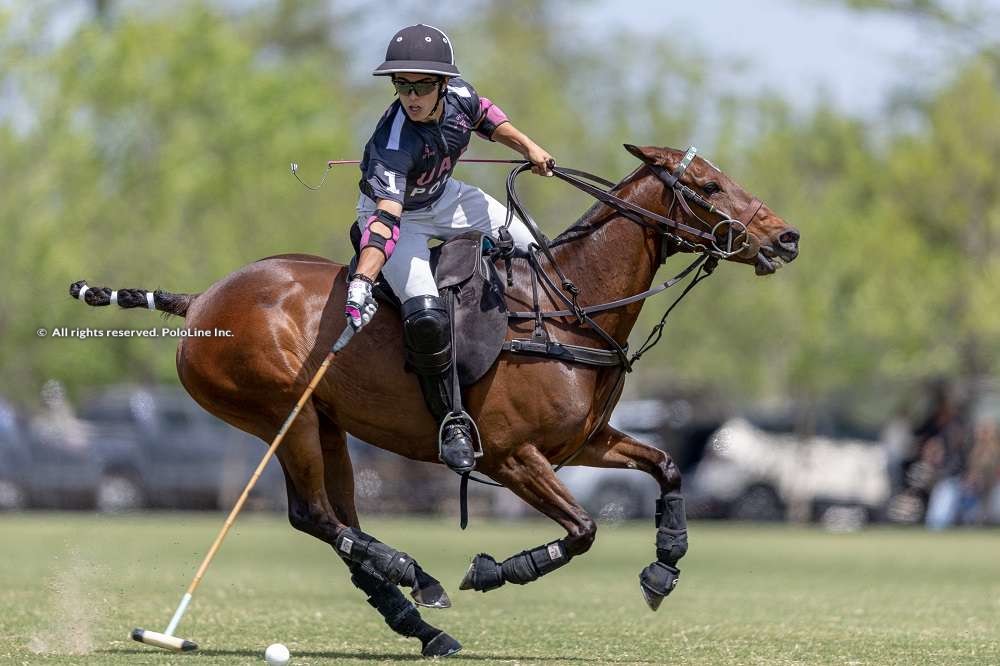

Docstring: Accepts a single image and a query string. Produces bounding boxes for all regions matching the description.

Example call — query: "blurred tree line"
[1,0,998,421]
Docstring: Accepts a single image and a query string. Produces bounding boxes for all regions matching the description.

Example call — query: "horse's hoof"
[459,553,504,592]
[639,561,679,612]
[640,581,665,611]
[458,562,475,591]
[411,581,451,609]
[421,631,462,658]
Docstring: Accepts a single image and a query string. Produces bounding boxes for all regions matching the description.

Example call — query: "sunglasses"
[392,78,440,97]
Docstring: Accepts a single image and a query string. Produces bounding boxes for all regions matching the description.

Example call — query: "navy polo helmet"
[372,24,460,77]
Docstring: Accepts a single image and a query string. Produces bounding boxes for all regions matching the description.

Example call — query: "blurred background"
[2,0,999,530]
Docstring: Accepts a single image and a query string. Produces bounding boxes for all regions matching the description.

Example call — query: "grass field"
[0,514,998,665]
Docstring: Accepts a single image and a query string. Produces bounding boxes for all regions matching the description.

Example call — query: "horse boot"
[401,296,477,474]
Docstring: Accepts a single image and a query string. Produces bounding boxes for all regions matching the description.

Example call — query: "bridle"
[508,146,760,265]
[498,146,767,353]
[471,147,770,509]
[645,147,762,261]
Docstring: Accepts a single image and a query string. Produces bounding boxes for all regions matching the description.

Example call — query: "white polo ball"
[264,643,290,665]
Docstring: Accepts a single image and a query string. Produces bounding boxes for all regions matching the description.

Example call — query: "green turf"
[0,514,997,665]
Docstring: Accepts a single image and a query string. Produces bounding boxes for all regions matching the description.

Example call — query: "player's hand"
[527,146,555,177]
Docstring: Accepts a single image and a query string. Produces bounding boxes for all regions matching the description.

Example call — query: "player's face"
[392,73,441,122]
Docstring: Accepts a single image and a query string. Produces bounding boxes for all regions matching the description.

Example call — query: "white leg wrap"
[146,292,156,310]
[110,290,118,306]
[77,284,90,302]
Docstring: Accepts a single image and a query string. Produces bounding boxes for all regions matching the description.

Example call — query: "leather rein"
[497,146,761,373]
[460,147,766,508]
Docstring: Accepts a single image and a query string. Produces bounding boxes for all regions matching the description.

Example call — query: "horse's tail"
[69,280,198,318]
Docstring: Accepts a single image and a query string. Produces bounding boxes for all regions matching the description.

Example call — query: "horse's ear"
[623,144,659,165]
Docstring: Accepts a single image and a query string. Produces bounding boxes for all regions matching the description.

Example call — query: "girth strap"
[501,338,625,367]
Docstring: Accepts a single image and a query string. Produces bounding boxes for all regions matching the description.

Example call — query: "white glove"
[345,276,378,331]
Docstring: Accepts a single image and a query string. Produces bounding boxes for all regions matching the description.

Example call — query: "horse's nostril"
[779,229,799,245]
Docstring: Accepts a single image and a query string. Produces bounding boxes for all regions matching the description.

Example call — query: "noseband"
[645,146,759,259]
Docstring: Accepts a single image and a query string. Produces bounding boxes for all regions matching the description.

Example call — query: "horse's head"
[624,144,799,275]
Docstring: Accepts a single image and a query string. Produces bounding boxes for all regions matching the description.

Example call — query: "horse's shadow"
[101,647,654,662]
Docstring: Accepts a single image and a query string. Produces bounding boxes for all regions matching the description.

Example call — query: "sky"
[7,0,996,122]
[583,0,938,116]
[343,0,995,118]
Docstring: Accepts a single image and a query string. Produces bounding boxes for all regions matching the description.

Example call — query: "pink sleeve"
[475,97,509,140]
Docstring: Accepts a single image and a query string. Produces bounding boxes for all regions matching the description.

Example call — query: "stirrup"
[438,411,483,457]
[438,411,483,470]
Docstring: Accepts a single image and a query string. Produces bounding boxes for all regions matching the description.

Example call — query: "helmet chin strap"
[428,78,447,118]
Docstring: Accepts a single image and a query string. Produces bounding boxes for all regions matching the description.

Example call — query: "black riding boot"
[401,296,477,473]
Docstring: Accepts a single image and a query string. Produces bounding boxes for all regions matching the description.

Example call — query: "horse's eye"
[703,181,721,196]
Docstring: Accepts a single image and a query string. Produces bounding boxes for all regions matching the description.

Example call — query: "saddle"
[349,229,509,386]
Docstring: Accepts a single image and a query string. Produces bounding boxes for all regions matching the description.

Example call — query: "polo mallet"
[290,158,525,190]
[132,325,355,652]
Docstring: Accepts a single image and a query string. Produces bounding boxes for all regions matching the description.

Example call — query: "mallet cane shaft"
[132,326,355,652]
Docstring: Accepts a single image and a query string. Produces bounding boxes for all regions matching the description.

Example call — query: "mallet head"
[131,628,198,652]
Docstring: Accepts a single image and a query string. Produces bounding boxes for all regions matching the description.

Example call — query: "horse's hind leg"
[567,425,687,611]
[459,443,596,593]
[277,404,442,602]
[310,411,460,658]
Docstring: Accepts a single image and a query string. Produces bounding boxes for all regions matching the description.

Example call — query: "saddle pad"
[435,233,508,385]
[348,228,508,386]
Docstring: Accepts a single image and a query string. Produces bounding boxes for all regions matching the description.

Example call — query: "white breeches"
[356,178,535,301]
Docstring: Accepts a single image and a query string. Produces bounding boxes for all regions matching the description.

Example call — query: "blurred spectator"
[30,379,90,451]
[881,404,915,493]
[886,380,970,524]
[927,419,1000,528]
[925,386,1000,529]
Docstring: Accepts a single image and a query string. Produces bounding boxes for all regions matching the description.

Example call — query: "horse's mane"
[549,165,646,248]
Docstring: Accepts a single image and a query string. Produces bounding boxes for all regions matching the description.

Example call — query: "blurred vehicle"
[687,416,890,523]
[556,398,727,520]
[0,397,103,510]
[78,385,285,511]
[346,434,457,514]
[344,398,722,521]
[0,400,33,509]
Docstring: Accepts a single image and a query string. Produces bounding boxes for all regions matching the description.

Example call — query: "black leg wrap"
[461,541,571,592]
[639,493,687,611]
[350,566,422,635]
[501,540,571,585]
[348,560,461,656]
[336,527,417,588]
[654,493,688,565]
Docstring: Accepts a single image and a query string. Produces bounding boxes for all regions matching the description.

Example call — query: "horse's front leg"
[459,443,596,593]
[568,425,687,611]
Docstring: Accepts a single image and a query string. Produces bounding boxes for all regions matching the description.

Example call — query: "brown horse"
[72,144,798,657]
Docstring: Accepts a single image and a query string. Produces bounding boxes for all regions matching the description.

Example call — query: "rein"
[499,148,745,374]
[304,149,760,517]
[463,149,739,500]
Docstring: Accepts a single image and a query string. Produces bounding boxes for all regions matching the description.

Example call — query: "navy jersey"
[359,78,509,211]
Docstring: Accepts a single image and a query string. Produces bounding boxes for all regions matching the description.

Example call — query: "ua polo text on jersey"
[359,78,509,211]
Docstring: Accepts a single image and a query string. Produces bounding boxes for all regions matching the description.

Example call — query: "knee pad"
[359,209,401,260]
[401,296,451,373]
